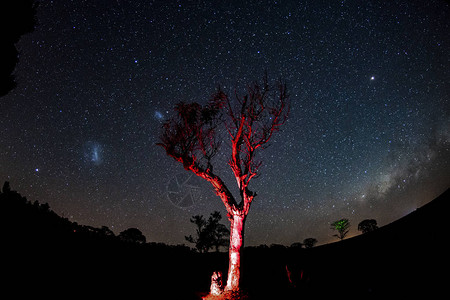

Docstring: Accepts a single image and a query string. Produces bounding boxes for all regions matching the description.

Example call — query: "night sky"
[1,0,449,246]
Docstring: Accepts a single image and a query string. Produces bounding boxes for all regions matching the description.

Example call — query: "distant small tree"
[303,237,318,248]
[118,228,146,244]
[331,218,350,240]
[2,181,11,193]
[185,211,229,253]
[358,219,378,234]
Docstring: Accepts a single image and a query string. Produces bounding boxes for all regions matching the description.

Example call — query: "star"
[370,76,375,80]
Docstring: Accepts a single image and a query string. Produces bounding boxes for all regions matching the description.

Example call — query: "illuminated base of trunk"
[202,289,248,300]
[225,214,245,292]
[204,213,247,298]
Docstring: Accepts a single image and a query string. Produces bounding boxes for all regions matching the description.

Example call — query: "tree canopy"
[331,218,350,240]
[358,219,378,234]
[118,228,146,244]
[185,211,229,253]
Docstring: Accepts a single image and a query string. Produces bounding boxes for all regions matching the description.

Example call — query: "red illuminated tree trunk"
[226,212,245,290]
[157,74,289,293]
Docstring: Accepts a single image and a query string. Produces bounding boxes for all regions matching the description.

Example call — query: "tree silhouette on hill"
[331,218,350,241]
[0,181,148,247]
[185,211,229,253]
[358,219,378,234]
[118,228,146,244]
[2,181,11,193]
[303,238,318,248]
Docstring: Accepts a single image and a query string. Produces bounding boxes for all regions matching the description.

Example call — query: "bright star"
[370,76,375,80]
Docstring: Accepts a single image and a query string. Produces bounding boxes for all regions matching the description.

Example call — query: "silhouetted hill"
[0,183,203,299]
[235,189,449,299]
[307,188,449,260]
[1,183,448,298]
[276,188,450,298]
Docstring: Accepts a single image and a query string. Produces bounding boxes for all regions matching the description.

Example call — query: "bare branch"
[225,75,290,194]
[158,73,289,216]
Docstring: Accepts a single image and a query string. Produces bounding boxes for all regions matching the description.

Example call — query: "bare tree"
[157,74,289,292]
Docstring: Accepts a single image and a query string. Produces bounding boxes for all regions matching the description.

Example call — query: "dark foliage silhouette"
[0,181,198,298]
[0,181,145,246]
[358,219,379,234]
[186,215,210,253]
[0,0,38,96]
[2,181,11,193]
[303,238,318,249]
[185,211,229,253]
[100,225,115,237]
[118,227,146,244]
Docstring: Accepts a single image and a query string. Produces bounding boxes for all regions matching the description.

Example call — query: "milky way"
[1,0,449,246]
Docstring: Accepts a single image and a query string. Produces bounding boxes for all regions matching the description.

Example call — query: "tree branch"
[158,73,289,218]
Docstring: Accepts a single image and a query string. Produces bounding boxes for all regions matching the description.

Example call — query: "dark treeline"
[1,181,149,246]
[0,0,38,96]
[1,182,448,299]
[0,182,200,298]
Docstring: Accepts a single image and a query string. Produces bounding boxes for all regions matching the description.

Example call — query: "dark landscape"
[1,183,448,299]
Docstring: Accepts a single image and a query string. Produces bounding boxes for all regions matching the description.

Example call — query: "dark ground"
[1,185,448,299]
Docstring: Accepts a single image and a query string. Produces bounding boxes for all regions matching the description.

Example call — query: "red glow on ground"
[202,290,249,300]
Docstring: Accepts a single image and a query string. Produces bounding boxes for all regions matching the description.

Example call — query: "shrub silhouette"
[358,219,378,234]
[303,238,318,248]
[118,228,146,244]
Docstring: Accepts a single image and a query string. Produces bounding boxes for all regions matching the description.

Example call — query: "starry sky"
[1,0,449,246]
